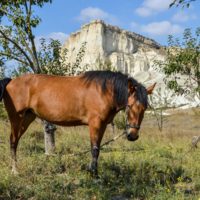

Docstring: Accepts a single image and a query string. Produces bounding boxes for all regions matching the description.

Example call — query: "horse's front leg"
[88,118,107,177]
[89,146,99,176]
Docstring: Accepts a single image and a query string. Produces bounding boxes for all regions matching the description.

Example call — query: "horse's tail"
[0,78,12,102]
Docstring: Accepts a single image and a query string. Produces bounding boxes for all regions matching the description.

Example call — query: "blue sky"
[27,0,200,47]
[1,0,200,67]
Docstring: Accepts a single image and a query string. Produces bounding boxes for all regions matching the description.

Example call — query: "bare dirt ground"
[141,108,200,142]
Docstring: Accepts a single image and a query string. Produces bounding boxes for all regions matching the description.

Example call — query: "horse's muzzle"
[127,134,139,141]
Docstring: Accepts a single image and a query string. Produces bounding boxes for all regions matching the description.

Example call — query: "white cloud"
[172,10,197,22]
[75,7,109,21]
[141,21,183,37]
[35,32,70,50]
[135,0,171,17]
[172,10,189,22]
[135,7,152,17]
[142,0,172,12]
[75,7,119,25]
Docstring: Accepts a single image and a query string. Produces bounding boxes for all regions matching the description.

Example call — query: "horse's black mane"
[81,71,148,107]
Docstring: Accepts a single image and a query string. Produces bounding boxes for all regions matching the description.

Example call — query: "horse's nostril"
[127,134,131,141]
[127,134,139,141]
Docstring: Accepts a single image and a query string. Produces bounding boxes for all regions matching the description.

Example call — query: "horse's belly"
[31,106,88,127]
[52,120,88,127]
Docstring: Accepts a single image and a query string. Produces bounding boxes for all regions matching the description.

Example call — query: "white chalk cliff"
[62,20,167,73]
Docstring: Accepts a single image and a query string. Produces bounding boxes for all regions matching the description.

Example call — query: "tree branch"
[25,1,28,14]
[29,0,31,14]
[26,0,41,73]
[170,0,196,8]
[0,52,29,65]
[178,0,195,4]
[30,37,41,73]
[0,29,36,72]
[0,8,13,17]
[0,7,39,73]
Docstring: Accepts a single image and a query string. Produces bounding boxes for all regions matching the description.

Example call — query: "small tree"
[113,111,126,131]
[149,88,174,132]
[38,39,88,76]
[10,39,88,77]
[95,57,116,71]
[154,28,200,98]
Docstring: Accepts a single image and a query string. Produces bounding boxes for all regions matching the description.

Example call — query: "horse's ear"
[128,80,135,93]
[147,82,156,95]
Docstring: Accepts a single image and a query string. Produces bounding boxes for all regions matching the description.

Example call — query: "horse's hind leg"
[10,110,36,174]
[88,119,107,177]
[10,115,23,175]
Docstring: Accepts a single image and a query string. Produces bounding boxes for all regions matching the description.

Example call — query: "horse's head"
[126,80,156,141]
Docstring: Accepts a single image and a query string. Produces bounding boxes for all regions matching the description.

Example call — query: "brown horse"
[0,71,155,176]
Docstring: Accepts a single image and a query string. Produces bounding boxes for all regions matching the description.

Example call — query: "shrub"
[0,102,8,120]
[114,111,126,130]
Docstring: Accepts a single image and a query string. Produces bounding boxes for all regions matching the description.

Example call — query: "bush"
[0,102,8,120]
[113,111,126,130]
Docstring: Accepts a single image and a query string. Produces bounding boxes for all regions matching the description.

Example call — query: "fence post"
[111,121,114,133]
[43,121,57,154]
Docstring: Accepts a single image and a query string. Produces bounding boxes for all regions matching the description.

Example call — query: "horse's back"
[5,74,79,110]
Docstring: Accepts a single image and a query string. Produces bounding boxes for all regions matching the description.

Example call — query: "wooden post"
[43,121,57,154]
[111,121,114,133]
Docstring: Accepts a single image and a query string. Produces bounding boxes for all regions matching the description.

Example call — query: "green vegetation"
[0,112,200,199]
[149,88,175,132]
[0,0,53,74]
[0,103,8,120]
[113,111,126,131]
[95,57,116,71]
[0,1,88,78]
[155,28,200,97]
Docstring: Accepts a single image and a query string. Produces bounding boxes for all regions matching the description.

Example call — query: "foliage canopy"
[0,0,54,73]
[155,28,200,96]
[0,0,88,78]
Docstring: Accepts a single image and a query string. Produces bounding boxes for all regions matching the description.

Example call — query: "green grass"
[0,112,200,199]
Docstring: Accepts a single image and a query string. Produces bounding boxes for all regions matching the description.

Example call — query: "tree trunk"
[43,121,57,154]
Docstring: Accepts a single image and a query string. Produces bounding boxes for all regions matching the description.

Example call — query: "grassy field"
[0,110,200,199]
